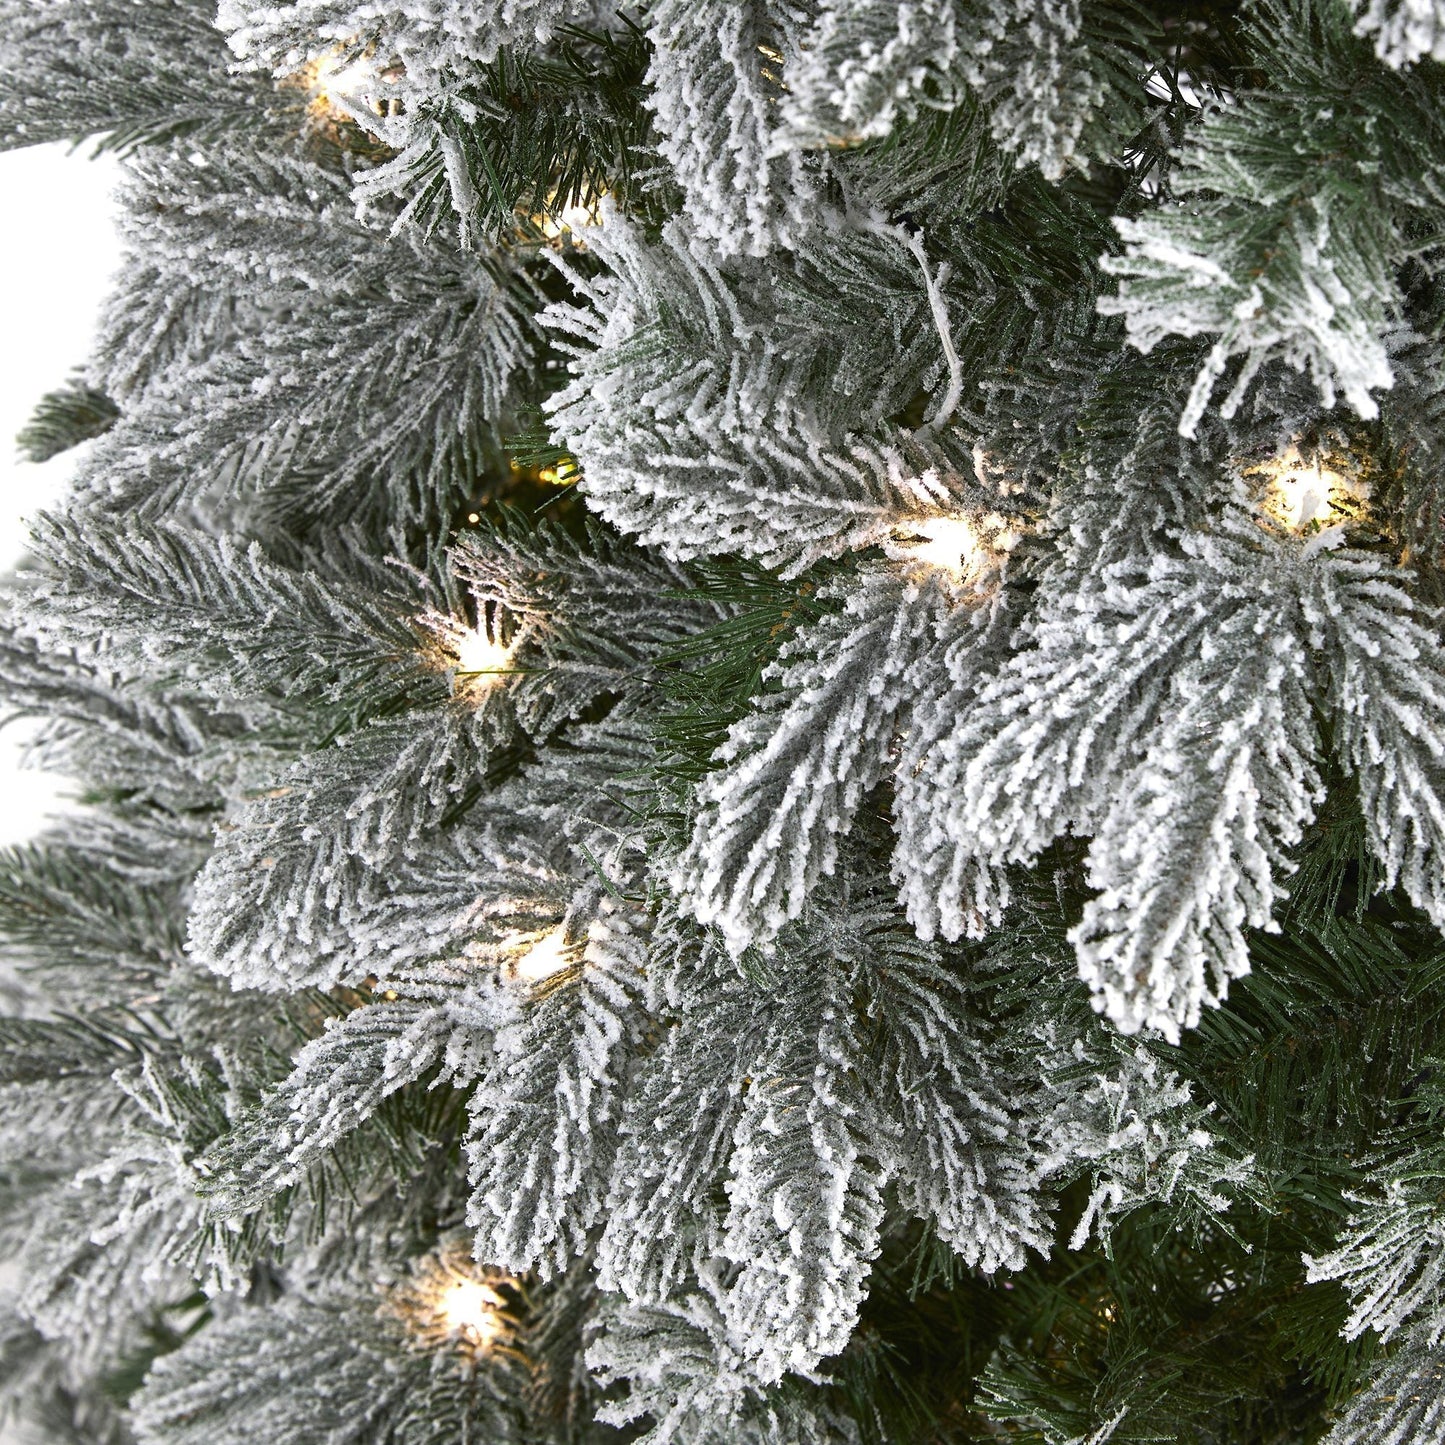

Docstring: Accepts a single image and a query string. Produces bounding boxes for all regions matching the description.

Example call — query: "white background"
[0,144,131,1441]
[0,142,122,846]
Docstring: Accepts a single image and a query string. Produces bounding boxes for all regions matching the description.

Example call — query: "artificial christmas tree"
[5,0,1445,1439]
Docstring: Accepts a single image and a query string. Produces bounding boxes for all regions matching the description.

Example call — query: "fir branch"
[354,20,656,244]
[16,379,119,464]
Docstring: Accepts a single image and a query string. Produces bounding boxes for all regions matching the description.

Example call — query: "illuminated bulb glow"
[437,1278,505,1345]
[454,628,513,677]
[907,517,984,575]
[558,199,603,232]
[513,928,572,982]
[1252,445,1367,531]
[537,457,579,485]
[533,191,607,242]
[889,515,990,581]
[300,49,380,119]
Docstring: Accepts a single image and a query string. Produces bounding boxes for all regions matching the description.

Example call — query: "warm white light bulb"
[437,1278,504,1345]
[513,928,571,982]
[533,190,606,241]
[454,629,513,677]
[1253,444,1367,532]
[305,50,378,115]
[908,517,983,576]
[888,515,996,581]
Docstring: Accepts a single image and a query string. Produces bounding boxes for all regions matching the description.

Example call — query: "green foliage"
[977,1216,1332,1445]
[130,1289,527,1445]
[358,20,657,245]
[1180,911,1445,1182]
[644,558,838,791]
[16,378,119,463]
[10,1,1445,1443]
[0,0,279,154]
[0,840,185,999]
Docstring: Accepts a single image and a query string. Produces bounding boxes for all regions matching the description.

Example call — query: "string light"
[543,199,605,238]
[456,926,575,984]
[893,517,984,577]
[436,1277,507,1346]
[417,609,519,701]
[454,627,514,679]
[1247,442,1369,534]
[885,513,1016,583]
[511,927,573,983]
[293,47,384,126]
[390,1247,514,1360]
[537,456,580,485]
[525,189,607,246]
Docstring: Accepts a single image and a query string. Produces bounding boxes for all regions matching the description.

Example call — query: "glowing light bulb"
[1250,444,1368,532]
[558,199,603,232]
[886,514,1001,582]
[906,517,983,576]
[454,628,513,678]
[437,1278,505,1345]
[536,458,578,485]
[513,928,572,982]
[531,190,607,243]
[297,48,382,122]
